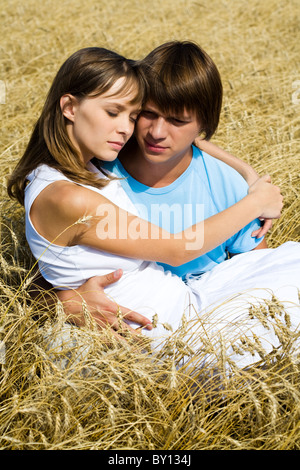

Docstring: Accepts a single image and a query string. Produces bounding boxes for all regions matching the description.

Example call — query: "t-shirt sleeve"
[202,153,264,253]
[226,218,263,253]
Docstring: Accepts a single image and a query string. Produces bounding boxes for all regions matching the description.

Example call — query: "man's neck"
[119,139,193,188]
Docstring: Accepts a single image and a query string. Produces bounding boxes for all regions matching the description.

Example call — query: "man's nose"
[148,117,167,140]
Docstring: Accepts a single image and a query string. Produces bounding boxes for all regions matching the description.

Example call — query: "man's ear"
[60,94,78,122]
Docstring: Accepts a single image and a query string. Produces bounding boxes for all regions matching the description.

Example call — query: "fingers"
[76,270,123,293]
[97,304,153,333]
[261,174,271,183]
[91,307,151,343]
[118,306,153,330]
[251,218,273,238]
[101,269,123,286]
[258,218,273,237]
[83,298,153,338]
[88,293,153,332]
[62,271,153,342]
[81,276,153,331]
[249,174,271,189]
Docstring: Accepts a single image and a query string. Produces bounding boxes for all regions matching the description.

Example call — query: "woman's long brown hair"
[7,47,146,205]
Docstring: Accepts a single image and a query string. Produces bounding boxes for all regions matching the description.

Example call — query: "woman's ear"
[60,94,77,122]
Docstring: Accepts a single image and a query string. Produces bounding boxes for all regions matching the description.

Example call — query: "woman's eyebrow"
[103,102,125,110]
[103,102,141,113]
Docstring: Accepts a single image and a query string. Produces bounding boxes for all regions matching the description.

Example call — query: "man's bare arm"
[27,269,153,339]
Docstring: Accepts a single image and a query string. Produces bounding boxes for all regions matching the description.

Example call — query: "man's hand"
[56,270,153,340]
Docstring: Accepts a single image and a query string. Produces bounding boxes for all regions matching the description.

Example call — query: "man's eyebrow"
[167,112,193,121]
[143,106,192,121]
[173,114,192,120]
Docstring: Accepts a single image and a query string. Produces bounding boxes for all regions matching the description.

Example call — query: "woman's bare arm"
[30,175,283,268]
[194,139,273,237]
[194,138,259,185]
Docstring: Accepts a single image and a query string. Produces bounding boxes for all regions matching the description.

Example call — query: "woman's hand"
[252,218,273,238]
[248,175,283,220]
[193,139,274,239]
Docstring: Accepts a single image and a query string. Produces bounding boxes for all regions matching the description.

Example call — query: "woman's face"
[61,77,141,164]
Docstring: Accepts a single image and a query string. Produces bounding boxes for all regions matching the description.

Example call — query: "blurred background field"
[0,0,299,450]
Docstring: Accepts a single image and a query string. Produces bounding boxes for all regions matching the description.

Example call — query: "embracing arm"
[194,139,273,238]
[194,139,259,186]
[30,174,282,268]
[28,268,153,337]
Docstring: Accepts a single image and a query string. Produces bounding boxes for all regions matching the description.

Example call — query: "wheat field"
[0,0,300,450]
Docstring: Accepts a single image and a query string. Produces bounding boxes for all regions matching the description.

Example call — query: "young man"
[35,41,269,335]
[101,41,267,281]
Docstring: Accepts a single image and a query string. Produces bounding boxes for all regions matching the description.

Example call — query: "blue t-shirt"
[102,146,263,279]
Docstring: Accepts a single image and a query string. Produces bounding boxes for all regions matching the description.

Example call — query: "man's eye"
[141,110,156,119]
[170,118,188,126]
[171,118,183,124]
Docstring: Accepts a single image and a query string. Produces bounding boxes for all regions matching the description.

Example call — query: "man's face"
[134,102,201,166]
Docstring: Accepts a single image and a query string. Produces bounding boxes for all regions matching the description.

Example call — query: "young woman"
[7,45,299,369]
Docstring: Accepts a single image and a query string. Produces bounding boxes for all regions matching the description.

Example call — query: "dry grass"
[0,0,299,450]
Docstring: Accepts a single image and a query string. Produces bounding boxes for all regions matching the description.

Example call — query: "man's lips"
[144,139,168,152]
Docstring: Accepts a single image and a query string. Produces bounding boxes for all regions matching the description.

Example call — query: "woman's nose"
[117,116,135,136]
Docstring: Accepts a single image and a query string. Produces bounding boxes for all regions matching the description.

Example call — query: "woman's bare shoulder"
[30,179,109,245]
[36,179,105,215]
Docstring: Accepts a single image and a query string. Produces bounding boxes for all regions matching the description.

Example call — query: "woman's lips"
[108,141,124,151]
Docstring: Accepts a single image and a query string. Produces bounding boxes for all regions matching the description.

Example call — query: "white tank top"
[24,162,200,337]
[24,162,146,289]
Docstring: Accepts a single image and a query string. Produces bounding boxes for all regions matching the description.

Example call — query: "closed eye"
[140,110,157,119]
[130,114,139,123]
[168,117,192,126]
[106,110,118,117]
